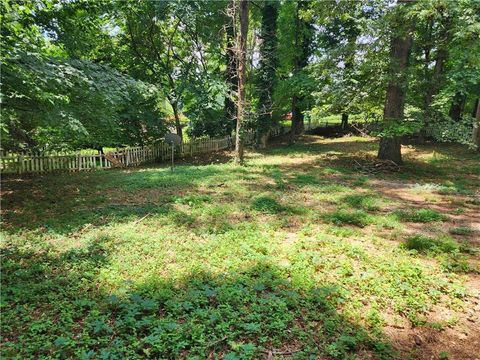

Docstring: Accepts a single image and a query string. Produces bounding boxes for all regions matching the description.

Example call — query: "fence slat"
[0,123,323,175]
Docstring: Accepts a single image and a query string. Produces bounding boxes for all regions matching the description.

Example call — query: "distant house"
[282,112,292,120]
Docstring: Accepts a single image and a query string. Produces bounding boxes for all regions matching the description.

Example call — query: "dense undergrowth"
[1,137,479,359]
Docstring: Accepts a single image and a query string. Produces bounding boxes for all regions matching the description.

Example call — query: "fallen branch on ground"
[133,213,151,224]
[353,158,401,173]
[261,348,302,356]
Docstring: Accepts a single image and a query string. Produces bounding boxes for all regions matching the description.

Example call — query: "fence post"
[77,153,81,171]
[18,155,23,175]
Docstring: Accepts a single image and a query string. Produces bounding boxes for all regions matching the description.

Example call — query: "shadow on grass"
[1,165,238,235]
[1,238,394,359]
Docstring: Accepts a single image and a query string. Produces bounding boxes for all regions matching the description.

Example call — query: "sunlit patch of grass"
[352,176,369,186]
[341,194,381,211]
[373,214,404,231]
[325,225,361,238]
[437,184,474,196]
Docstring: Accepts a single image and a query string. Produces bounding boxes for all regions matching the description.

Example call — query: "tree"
[0,0,165,152]
[235,0,248,164]
[473,98,480,151]
[316,1,362,129]
[224,0,238,137]
[377,2,414,164]
[290,1,314,143]
[255,0,279,148]
[116,2,207,140]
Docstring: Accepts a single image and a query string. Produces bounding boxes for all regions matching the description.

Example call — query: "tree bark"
[472,98,479,118]
[289,1,311,143]
[378,7,413,164]
[340,34,356,132]
[378,137,403,163]
[419,47,447,143]
[425,48,447,110]
[256,1,278,148]
[473,98,480,151]
[290,96,304,143]
[224,1,238,136]
[424,12,450,117]
[448,91,466,121]
[235,0,248,165]
[341,113,349,130]
[171,100,183,140]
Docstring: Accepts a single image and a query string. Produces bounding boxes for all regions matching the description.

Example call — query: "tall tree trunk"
[341,113,349,130]
[378,6,413,164]
[340,34,357,131]
[290,1,311,143]
[424,11,450,112]
[224,1,238,136]
[171,100,183,140]
[472,98,479,118]
[449,92,466,121]
[419,48,447,143]
[290,96,304,143]
[425,48,447,110]
[256,1,279,148]
[235,0,248,164]
[423,15,450,125]
[473,98,480,151]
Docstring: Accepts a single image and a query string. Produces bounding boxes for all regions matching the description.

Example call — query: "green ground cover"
[1,136,479,359]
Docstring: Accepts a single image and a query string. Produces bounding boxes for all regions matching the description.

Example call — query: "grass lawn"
[1,136,479,359]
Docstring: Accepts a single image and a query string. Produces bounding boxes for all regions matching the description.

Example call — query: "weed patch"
[323,209,373,227]
[251,195,285,214]
[342,194,381,211]
[403,235,459,254]
[449,226,474,236]
[394,208,448,222]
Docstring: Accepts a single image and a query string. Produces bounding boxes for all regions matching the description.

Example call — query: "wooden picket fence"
[0,120,330,175]
[1,137,232,175]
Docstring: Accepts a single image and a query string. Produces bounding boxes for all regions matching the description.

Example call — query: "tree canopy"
[1,0,479,156]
